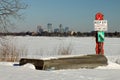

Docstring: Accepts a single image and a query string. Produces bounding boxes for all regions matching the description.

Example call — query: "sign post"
[94,12,108,55]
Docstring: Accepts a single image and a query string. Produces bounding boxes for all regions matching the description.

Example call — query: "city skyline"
[11,0,120,32]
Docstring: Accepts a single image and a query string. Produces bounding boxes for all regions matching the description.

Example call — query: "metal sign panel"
[94,20,108,31]
[98,31,104,42]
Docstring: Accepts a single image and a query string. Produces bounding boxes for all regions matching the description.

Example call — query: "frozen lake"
[9,36,120,56]
[0,36,120,80]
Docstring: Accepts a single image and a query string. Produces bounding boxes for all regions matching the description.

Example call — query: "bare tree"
[0,0,27,32]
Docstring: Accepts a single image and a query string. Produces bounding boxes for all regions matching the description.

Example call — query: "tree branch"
[0,0,27,32]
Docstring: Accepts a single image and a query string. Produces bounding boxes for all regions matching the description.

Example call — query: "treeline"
[0,31,120,37]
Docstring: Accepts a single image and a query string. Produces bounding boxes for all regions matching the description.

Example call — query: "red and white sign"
[95,12,104,20]
[94,20,108,31]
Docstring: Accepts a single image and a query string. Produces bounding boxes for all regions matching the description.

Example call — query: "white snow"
[22,63,36,70]
[0,36,120,80]
[96,61,120,69]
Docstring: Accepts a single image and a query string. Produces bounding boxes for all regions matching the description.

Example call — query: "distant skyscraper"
[59,24,63,33]
[47,23,53,33]
[65,27,69,32]
[37,25,43,34]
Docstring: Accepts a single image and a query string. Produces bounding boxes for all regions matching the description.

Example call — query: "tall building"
[65,27,69,32]
[47,23,53,33]
[37,25,43,34]
[59,24,63,33]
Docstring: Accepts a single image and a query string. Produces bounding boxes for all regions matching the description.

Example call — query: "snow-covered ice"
[0,36,120,80]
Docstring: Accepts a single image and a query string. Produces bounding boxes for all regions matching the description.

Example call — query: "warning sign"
[94,20,108,31]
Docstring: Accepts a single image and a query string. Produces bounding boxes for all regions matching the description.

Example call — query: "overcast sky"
[13,0,120,32]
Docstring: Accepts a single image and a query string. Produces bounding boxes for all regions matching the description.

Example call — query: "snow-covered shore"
[0,61,120,80]
[0,36,120,80]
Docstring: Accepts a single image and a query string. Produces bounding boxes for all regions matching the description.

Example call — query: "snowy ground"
[0,36,120,80]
